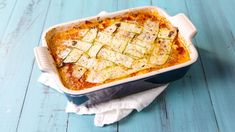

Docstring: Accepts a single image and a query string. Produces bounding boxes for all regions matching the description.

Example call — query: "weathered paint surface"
[0,0,235,131]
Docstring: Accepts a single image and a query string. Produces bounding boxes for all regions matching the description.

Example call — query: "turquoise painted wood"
[0,0,17,39]
[0,0,52,131]
[185,0,235,131]
[117,1,163,132]
[151,1,219,132]
[0,0,235,132]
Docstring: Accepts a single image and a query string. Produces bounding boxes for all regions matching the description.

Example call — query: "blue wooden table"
[1,0,235,131]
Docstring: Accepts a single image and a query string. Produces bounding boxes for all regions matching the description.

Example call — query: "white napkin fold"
[38,73,168,127]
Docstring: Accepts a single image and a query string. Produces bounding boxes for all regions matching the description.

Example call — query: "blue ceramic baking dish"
[34,6,198,106]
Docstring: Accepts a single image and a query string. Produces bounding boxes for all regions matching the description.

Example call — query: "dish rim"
[38,6,198,95]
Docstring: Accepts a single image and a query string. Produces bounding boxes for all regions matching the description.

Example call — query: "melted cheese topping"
[47,10,190,91]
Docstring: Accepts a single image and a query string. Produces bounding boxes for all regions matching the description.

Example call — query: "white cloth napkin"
[38,73,168,127]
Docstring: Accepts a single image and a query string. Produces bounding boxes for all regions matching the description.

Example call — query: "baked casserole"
[46,9,190,91]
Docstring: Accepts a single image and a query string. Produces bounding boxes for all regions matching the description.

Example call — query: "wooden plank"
[1,0,233,132]
[76,0,118,17]
[118,96,163,132]
[185,0,235,131]
[131,0,219,132]
[116,0,165,132]
[117,0,151,10]
[162,65,219,132]
[16,0,117,132]
[68,114,117,132]
[150,1,223,128]
[17,0,86,131]
[17,67,68,132]
[65,0,119,131]
[17,0,85,131]
[16,0,80,131]
[0,0,52,131]
[0,0,17,39]
[214,0,235,37]
[0,0,52,132]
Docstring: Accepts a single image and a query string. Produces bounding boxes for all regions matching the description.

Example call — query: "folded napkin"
[38,73,168,127]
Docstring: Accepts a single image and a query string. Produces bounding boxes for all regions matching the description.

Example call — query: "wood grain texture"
[16,68,68,132]
[0,0,235,131]
[0,0,17,39]
[65,0,118,131]
[17,0,117,132]
[152,0,220,132]
[0,0,52,131]
[118,0,219,132]
[116,1,164,132]
[17,0,116,132]
[215,0,235,38]
[185,0,235,131]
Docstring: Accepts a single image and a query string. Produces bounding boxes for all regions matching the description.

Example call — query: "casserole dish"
[34,6,198,106]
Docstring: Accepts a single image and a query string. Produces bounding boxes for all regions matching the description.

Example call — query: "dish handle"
[170,13,197,40]
[97,10,108,16]
[34,47,56,73]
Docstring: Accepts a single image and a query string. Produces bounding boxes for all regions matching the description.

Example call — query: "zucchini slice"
[104,23,118,34]
[96,32,112,45]
[72,65,87,79]
[128,58,150,74]
[86,66,128,83]
[114,29,135,39]
[131,58,149,69]
[93,59,114,71]
[88,42,103,57]
[136,20,159,43]
[63,48,83,63]
[131,38,153,52]
[124,43,147,58]
[119,22,142,33]
[58,48,71,59]
[158,27,178,40]
[137,30,158,43]
[97,48,134,68]
[76,54,98,69]
[111,37,129,53]
[149,51,169,65]
[108,66,128,79]
[73,41,92,52]
[150,38,172,65]
[111,30,135,52]
[82,28,98,42]
[143,20,159,33]
[86,70,109,83]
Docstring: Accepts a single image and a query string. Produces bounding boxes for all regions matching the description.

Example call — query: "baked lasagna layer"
[47,9,190,90]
